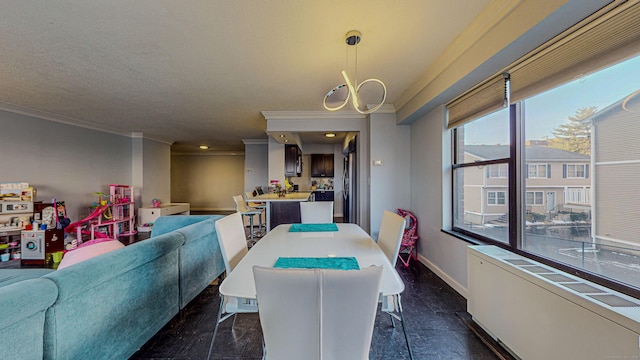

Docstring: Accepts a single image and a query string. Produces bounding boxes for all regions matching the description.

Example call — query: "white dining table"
[216,223,413,359]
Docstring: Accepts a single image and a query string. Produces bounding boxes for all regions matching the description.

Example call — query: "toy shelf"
[89,185,136,238]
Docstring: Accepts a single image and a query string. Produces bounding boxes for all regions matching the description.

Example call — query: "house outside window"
[526,191,544,205]
[488,191,506,205]
[488,164,508,178]
[564,164,588,178]
[528,163,549,178]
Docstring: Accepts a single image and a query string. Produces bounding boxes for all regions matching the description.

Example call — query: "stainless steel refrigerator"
[342,136,357,223]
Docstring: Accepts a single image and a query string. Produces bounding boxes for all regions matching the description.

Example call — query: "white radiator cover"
[468,245,640,360]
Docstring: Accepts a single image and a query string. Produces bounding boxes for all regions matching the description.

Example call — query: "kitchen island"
[247,192,312,231]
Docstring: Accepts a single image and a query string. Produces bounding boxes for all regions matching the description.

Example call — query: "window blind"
[446,73,509,129]
[509,1,640,103]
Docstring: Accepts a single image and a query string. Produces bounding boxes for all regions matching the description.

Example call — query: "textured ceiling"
[0,0,490,152]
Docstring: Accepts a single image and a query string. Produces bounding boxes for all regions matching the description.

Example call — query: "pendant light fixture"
[323,30,387,114]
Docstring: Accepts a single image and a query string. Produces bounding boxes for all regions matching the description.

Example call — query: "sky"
[465,54,640,145]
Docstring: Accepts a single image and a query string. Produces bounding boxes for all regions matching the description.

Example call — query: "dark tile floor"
[131,259,500,360]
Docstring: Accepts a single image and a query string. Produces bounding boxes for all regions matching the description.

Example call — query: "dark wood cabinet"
[310,154,334,177]
[313,191,334,202]
[285,145,301,177]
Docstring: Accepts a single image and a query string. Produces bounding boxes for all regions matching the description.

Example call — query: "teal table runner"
[289,223,339,232]
[273,257,360,270]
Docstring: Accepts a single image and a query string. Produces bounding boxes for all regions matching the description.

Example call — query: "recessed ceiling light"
[284,139,289,143]
[199,145,209,150]
[325,133,336,138]
[279,134,286,138]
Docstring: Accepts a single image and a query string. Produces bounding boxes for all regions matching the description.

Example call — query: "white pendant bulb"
[323,30,387,115]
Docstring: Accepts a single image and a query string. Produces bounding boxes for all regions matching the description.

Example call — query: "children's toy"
[396,208,419,267]
[65,185,136,245]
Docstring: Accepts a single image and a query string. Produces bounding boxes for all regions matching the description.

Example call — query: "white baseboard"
[417,253,468,299]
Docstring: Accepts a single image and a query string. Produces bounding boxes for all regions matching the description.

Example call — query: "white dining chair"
[377,210,406,267]
[300,201,334,224]
[253,265,382,360]
[233,194,264,242]
[207,212,258,360]
[375,210,414,358]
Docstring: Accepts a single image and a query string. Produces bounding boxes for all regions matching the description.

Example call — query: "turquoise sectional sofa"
[0,215,225,360]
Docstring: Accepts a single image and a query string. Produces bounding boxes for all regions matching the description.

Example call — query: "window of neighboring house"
[488,164,508,178]
[528,163,550,178]
[488,191,506,205]
[526,191,544,205]
[448,1,640,297]
[564,164,588,178]
[452,107,510,244]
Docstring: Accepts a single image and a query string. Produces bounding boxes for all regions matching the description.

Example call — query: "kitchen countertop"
[248,192,312,202]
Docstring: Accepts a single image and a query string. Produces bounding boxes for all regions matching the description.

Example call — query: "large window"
[449,1,640,296]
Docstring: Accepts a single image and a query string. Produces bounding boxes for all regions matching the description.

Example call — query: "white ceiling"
[0,0,490,152]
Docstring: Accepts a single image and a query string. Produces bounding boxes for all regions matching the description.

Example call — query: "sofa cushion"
[57,240,124,270]
[172,217,225,308]
[0,269,54,288]
[42,233,183,360]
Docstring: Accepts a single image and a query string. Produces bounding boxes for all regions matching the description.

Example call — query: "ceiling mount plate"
[345,30,361,46]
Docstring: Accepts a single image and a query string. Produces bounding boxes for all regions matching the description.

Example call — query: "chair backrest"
[253,266,382,360]
[300,201,334,223]
[233,195,251,213]
[215,212,248,274]
[377,210,406,267]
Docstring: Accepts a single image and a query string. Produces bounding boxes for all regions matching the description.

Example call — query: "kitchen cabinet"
[285,145,302,177]
[311,154,334,177]
[313,190,334,202]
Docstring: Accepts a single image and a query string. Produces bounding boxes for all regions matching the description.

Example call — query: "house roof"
[465,145,590,161]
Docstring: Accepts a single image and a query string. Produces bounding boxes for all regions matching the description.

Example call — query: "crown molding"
[261,105,395,120]
[395,0,521,110]
[242,139,269,145]
[172,151,245,156]
[261,110,365,120]
[0,101,175,145]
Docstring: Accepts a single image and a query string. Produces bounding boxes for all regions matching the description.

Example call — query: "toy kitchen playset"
[0,182,64,266]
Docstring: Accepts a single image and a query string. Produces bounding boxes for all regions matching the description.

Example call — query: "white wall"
[410,106,468,296]
[267,137,285,187]
[0,110,136,221]
[141,138,171,207]
[243,141,269,193]
[171,154,245,211]
[369,111,411,239]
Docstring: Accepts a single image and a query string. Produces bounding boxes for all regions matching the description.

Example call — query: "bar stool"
[233,195,263,244]
[246,191,266,231]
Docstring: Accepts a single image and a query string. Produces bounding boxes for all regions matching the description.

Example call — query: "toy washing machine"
[21,229,63,266]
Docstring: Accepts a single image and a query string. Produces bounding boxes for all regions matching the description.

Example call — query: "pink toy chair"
[396,209,419,267]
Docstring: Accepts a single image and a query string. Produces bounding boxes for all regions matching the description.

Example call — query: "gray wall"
[0,110,138,221]
[244,141,268,194]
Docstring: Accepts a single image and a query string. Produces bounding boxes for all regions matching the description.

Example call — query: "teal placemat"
[289,223,339,232]
[274,257,360,270]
